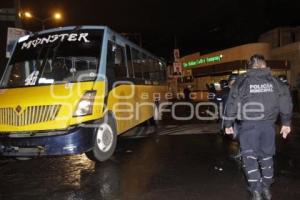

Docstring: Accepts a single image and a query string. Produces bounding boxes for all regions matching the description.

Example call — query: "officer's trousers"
[238,121,276,193]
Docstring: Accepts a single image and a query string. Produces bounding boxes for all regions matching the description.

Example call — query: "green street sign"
[183,54,223,68]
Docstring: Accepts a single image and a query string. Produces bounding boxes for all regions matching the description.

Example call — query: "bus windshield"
[1,29,103,88]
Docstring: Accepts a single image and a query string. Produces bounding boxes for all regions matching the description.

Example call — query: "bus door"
[106,39,135,133]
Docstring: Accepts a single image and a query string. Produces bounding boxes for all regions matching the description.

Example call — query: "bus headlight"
[73,91,96,117]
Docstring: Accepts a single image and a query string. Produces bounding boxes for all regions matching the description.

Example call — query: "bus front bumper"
[0,127,96,157]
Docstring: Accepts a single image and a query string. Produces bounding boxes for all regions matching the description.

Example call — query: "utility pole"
[14,0,21,28]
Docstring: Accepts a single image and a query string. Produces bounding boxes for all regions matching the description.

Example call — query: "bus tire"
[85,117,117,162]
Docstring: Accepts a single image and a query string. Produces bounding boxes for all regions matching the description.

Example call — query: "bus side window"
[157,62,167,82]
[142,54,150,80]
[132,48,143,79]
[148,60,160,81]
[147,58,155,81]
[160,62,167,81]
[107,41,127,81]
[126,45,134,78]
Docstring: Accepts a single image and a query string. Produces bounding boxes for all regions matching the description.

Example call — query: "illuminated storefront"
[178,43,290,92]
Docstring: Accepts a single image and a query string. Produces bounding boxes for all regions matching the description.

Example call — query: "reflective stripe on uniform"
[246,156,257,160]
[261,166,272,170]
[264,176,273,179]
[248,179,259,182]
[247,169,258,174]
[262,157,272,161]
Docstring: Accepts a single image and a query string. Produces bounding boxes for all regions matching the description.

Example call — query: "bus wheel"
[86,120,117,162]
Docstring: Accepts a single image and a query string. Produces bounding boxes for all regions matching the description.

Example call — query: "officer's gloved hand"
[280,125,291,139]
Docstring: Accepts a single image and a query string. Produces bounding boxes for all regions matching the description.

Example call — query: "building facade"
[175,43,289,95]
[259,27,300,87]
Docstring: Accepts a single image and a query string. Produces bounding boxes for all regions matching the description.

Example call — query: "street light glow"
[53,12,62,20]
[24,11,33,18]
[19,10,63,30]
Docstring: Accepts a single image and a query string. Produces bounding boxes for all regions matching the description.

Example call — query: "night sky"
[3,0,300,61]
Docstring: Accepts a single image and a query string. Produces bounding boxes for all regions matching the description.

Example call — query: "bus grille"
[0,105,61,126]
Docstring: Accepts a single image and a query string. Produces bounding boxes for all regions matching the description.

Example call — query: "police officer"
[219,74,239,106]
[183,85,191,101]
[278,75,288,85]
[228,73,238,88]
[224,55,293,200]
[219,74,239,134]
[218,80,229,103]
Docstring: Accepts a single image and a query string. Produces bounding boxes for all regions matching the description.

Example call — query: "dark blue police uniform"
[224,68,293,194]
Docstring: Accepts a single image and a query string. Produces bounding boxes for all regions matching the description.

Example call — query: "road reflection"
[0,122,300,200]
[80,160,121,200]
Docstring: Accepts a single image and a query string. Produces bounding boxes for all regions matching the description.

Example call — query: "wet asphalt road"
[1,116,300,200]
